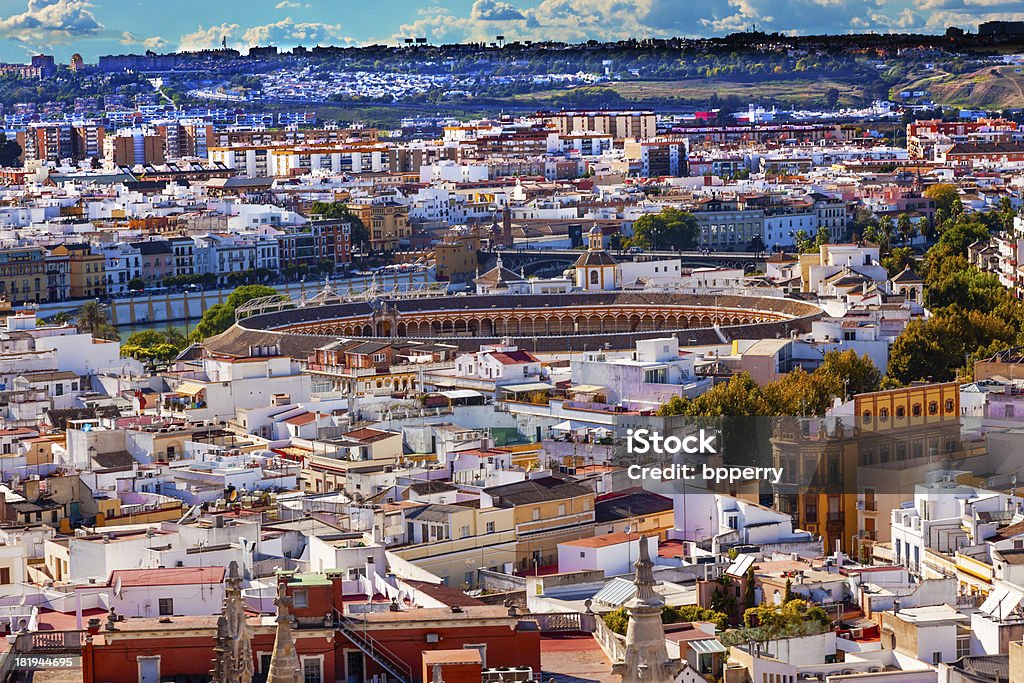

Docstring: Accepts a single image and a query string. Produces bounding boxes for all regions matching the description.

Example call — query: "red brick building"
[81,571,541,683]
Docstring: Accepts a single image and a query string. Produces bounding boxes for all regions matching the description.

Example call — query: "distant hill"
[896,65,1024,109]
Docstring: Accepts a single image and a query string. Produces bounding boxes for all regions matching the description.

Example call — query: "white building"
[105,566,226,617]
[570,337,710,406]
[557,532,657,576]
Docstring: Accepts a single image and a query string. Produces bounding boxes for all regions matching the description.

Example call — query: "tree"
[628,208,699,251]
[783,578,794,604]
[896,213,914,245]
[935,218,990,255]
[924,183,963,216]
[882,246,916,278]
[193,285,282,340]
[76,301,118,341]
[0,133,21,167]
[127,277,145,291]
[817,349,882,398]
[744,565,756,609]
[742,599,829,640]
[601,605,729,636]
[710,577,739,621]
[121,328,187,369]
[824,87,840,109]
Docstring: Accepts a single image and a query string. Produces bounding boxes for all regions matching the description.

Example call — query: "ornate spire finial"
[211,561,253,683]
[265,580,300,683]
[632,535,661,607]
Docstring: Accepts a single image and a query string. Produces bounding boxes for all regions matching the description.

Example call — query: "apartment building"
[623,137,689,177]
[346,197,410,252]
[0,248,48,305]
[481,475,596,572]
[50,244,105,299]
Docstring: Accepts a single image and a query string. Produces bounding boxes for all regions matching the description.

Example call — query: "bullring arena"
[206,291,824,355]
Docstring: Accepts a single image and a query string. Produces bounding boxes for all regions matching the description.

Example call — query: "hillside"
[897,65,1024,109]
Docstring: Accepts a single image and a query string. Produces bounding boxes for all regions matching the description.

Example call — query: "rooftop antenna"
[221,36,227,50]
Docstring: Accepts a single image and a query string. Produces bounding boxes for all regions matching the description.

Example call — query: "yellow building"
[433,234,482,283]
[346,198,410,252]
[773,381,964,559]
[484,475,596,571]
[51,243,105,299]
[0,247,47,305]
[388,503,517,588]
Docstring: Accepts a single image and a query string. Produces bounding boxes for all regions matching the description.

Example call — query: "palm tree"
[162,325,187,349]
[896,213,914,246]
[76,301,117,341]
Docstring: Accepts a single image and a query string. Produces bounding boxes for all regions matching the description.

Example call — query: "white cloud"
[0,0,102,45]
[275,1,310,9]
[391,0,1024,43]
[179,22,239,51]
[120,30,167,49]
[179,18,351,51]
[471,0,527,20]
[241,17,350,46]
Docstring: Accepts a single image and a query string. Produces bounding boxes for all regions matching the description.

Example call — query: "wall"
[108,581,226,618]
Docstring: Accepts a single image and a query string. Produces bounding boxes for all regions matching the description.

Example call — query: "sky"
[2,0,1024,63]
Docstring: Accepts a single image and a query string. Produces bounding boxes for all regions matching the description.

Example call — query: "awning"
[174,381,207,397]
[690,639,727,655]
[499,382,554,393]
[552,420,591,432]
[439,390,483,399]
[566,384,606,394]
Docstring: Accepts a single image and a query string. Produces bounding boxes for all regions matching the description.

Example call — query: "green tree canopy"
[76,301,118,341]
[193,285,282,340]
[628,208,699,251]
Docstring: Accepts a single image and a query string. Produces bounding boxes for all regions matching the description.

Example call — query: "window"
[0,568,10,585]
[928,401,938,415]
[292,590,308,608]
[485,521,495,534]
[945,399,955,412]
[460,525,470,538]
[580,551,586,558]
[913,404,922,417]
[532,508,540,521]
[557,504,566,516]
[932,652,942,665]
[158,598,173,616]
[956,635,970,660]
[302,657,323,683]
[896,406,905,418]
[589,270,599,285]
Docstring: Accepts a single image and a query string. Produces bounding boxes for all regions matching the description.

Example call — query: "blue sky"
[2,0,1024,62]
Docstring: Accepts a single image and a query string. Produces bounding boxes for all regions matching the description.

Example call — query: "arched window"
[879,408,889,421]
[912,404,922,417]
[589,270,599,285]
[928,401,938,415]
[862,410,872,424]
[945,399,954,412]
